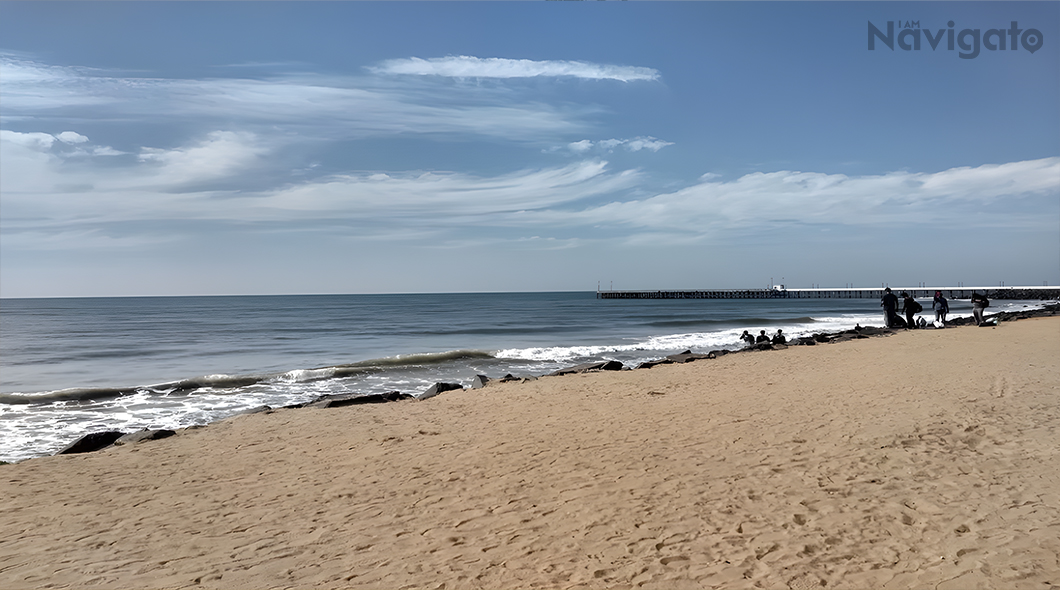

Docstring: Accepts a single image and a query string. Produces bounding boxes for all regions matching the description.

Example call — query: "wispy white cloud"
[536,157,1060,234]
[1,129,122,157]
[624,137,673,152]
[2,127,641,242]
[563,136,673,154]
[0,57,588,143]
[7,122,1055,248]
[258,161,639,225]
[371,56,660,82]
[137,131,268,187]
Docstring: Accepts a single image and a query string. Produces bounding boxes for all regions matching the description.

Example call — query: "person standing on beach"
[901,292,922,330]
[971,291,989,325]
[881,287,901,328]
[933,291,949,326]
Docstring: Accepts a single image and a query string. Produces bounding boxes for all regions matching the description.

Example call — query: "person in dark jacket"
[971,291,989,325]
[881,287,902,328]
[740,330,755,347]
[901,292,922,329]
[755,330,770,343]
[932,291,949,326]
[771,329,787,344]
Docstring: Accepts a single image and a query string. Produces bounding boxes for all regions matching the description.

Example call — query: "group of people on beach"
[880,287,990,328]
[738,287,992,348]
[740,329,786,347]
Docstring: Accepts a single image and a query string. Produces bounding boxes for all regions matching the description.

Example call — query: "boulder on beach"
[666,351,714,363]
[222,405,272,421]
[638,350,718,369]
[549,360,624,376]
[304,392,410,409]
[114,429,175,446]
[419,382,464,400]
[471,375,491,389]
[57,431,126,455]
[857,326,889,336]
[636,359,672,369]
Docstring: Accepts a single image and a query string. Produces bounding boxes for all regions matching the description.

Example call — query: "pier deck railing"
[596,287,1060,300]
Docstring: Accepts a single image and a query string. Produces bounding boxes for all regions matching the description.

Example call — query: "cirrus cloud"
[371,56,660,82]
[527,157,1060,234]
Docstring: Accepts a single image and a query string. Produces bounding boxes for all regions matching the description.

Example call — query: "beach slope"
[1,317,1058,589]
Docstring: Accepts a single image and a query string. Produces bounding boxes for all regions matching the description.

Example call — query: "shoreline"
[31,302,1060,460]
[1,314,1058,588]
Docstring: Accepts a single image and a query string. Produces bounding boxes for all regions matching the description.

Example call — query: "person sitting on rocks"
[740,330,755,347]
[755,330,770,343]
[771,329,787,344]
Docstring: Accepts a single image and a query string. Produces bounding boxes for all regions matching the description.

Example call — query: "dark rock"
[57,431,125,455]
[754,342,775,351]
[666,352,713,363]
[636,359,673,369]
[419,382,464,400]
[858,326,890,336]
[305,392,410,408]
[471,375,491,389]
[223,405,272,420]
[549,360,624,376]
[114,429,175,445]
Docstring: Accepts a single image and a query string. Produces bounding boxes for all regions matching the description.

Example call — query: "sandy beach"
[1,316,1057,589]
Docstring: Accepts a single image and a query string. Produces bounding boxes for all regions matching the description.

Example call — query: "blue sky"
[1,1,1057,297]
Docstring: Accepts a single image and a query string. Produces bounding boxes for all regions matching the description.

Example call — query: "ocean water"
[0,291,1044,462]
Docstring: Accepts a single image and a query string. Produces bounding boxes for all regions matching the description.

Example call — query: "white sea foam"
[275,368,337,383]
[495,312,885,363]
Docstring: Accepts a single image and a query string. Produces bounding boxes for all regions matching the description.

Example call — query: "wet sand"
[1,316,1058,589]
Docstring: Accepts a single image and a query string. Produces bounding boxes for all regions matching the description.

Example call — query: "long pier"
[596,286,1060,300]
